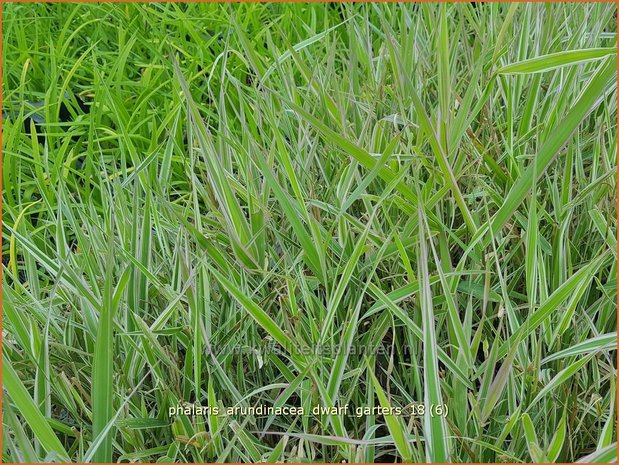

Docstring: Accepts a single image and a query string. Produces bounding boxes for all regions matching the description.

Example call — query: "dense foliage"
[2,3,617,462]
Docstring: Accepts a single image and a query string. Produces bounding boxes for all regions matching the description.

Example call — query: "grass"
[2,2,617,463]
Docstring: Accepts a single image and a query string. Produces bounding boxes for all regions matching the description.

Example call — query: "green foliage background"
[2,3,617,463]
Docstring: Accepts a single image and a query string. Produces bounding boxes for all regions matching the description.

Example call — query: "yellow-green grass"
[2,3,617,463]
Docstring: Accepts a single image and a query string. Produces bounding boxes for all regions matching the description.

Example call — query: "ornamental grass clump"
[2,2,617,463]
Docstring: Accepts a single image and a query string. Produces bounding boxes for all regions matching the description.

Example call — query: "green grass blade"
[321,217,372,344]
[522,413,545,462]
[542,333,616,364]
[497,254,607,359]
[528,353,597,409]
[490,56,616,237]
[209,266,304,369]
[496,48,616,75]
[548,412,566,462]
[367,362,413,461]
[576,443,617,463]
[418,207,449,462]
[252,151,325,282]
[2,354,70,461]
[91,232,117,462]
